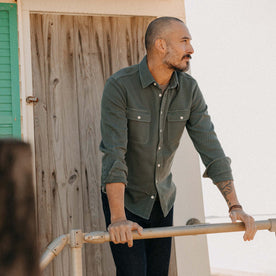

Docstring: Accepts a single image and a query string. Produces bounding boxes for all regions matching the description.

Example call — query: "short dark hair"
[145,17,184,52]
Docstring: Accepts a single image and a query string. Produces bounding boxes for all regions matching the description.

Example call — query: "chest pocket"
[166,109,190,144]
[127,108,151,144]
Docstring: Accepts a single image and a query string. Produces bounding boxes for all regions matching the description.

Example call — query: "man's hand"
[229,208,257,241]
[108,219,143,247]
[216,180,257,241]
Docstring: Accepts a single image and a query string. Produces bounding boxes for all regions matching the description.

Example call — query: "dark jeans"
[101,192,173,276]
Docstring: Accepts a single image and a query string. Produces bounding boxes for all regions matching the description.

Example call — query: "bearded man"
[100,17,256,276]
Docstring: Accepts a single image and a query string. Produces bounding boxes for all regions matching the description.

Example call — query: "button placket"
[155,89,169,187]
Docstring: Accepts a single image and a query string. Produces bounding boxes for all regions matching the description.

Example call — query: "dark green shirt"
[100,56,233,219]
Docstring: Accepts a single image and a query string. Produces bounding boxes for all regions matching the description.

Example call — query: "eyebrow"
[181,36,192,40]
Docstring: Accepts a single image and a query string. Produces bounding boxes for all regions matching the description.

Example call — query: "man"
[100,17,256,276]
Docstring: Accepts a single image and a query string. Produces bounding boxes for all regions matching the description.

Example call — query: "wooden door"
[30,14,177,275]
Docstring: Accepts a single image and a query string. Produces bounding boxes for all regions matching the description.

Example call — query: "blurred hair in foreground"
[0,139,40,276]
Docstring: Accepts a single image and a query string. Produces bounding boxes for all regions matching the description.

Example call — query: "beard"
[167,61,190,72]
[164,54,192,72]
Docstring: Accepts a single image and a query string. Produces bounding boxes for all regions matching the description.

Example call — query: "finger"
[113,229,121,244]
[247,220,257,241]
[126,229,133,247]
[119,228,127,244]
[131,222,143,235]
[137,226,143,236]
[242,219,251,241]
[252,222,257,239]
[243,220,252,241]
[243,217,256,241]
[245,223,254,240]
[109,230,116,244]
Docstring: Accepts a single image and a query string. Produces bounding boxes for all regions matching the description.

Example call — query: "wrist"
[111,215,127,224]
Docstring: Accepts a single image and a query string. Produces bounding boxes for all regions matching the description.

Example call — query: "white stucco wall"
[185,0,276,274]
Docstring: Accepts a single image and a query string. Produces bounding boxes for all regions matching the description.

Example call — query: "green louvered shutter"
[0,3,20,138]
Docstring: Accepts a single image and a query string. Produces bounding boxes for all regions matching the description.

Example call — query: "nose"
[188,42,194,55]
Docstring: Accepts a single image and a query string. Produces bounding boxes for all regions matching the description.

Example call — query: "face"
[162,22,194,72]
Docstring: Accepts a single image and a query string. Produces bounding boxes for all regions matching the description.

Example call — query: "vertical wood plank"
[47,14,84,276]
[73,15,113,276]
[30,14,53,276]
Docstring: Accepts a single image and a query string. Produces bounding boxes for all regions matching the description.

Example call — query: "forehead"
[166,21,192,40]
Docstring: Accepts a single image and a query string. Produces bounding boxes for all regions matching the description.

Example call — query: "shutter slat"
[0,34,9,41]
[0,103,12,111]
[0,95,12,103]
[0,26,9,34]
[0,64,11,72]
[0,72,10,79]
[0,80,11,87]
[0,113,12,124]
[0,125,12,136]
[0,41,9,48]
[0,18,8,26]
[0,49,10,56]
[0,88,11,95]
[0,11,9,19]
[0,56,10,64]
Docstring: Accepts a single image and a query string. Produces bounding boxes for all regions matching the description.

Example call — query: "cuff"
[102,160,128,192]
[203,157,233,184]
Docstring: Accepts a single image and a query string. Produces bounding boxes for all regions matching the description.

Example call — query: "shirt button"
[156,180,158,184]
[151,195,155,199]
[160,129,162,133]
[137,116,141,119]
[161,111,163,115]
[157,164,161,167]
[180,116,184,120]
[159,93,162,97]
[158,146,161,150]
[153,82,157,86]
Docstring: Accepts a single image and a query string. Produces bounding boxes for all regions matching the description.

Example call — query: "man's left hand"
[229,209,257,241]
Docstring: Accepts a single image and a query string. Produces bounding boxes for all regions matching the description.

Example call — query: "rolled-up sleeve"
[186,81,233,184]
[100,77,128,191]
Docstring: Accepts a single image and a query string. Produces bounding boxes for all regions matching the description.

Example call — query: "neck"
[147,55,173,85]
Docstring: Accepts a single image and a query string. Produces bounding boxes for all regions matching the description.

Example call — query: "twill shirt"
[100,56,233,219]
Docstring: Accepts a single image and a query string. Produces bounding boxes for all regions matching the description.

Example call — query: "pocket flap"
[167,109,190,122]
[127,108,151,122]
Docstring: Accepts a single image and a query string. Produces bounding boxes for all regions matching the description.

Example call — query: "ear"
[154,38,167,53]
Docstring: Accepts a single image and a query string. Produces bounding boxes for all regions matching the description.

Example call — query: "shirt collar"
[139,55,179,89]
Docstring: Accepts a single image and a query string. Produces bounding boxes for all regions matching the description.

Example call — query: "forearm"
[106,182,126,223]
[215,180,240,208]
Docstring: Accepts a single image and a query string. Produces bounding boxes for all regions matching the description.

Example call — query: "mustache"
[182,54,192,60]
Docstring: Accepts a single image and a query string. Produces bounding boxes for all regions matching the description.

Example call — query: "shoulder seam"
[111,65,139,81]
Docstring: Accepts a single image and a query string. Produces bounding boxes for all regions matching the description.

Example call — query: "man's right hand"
[108,219,143,247]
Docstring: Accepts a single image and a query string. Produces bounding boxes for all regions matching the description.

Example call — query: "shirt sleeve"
[186,81,233,184]
[100,77,128,191]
